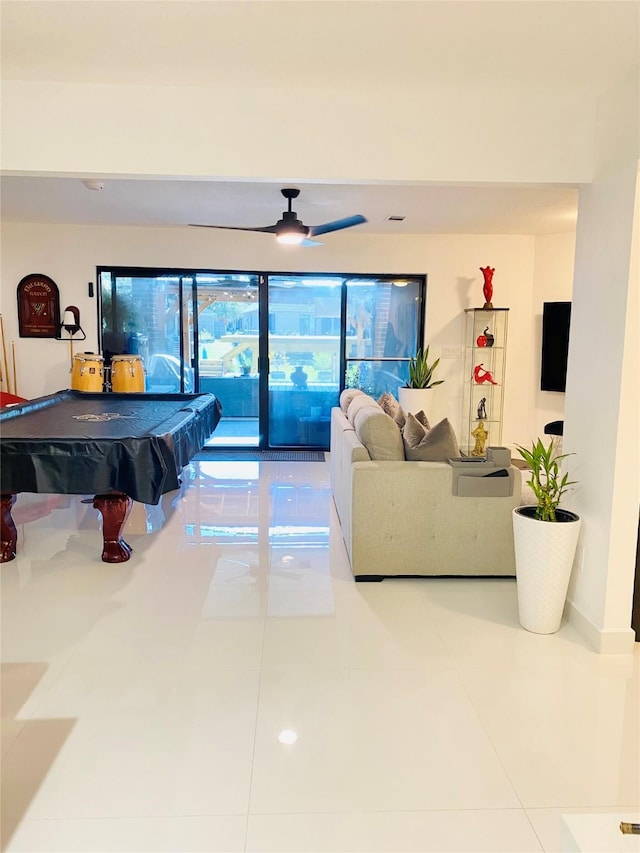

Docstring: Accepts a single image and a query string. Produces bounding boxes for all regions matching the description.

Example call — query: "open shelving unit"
[461,307,509,456]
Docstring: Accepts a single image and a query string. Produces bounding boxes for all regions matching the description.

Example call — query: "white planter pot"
[397,387,432,417]
[512,506,581,634]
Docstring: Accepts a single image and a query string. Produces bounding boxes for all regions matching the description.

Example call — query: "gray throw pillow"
[393,406,407,429]
[402,414,460,461]
[414,410,430,429]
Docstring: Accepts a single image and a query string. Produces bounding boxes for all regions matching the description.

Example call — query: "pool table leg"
[0,494,17,562]
[93,492,133,563]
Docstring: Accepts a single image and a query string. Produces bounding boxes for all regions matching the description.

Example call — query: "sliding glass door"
[98,267,425,450]
[267,274,343,447]
[193,273,260,447]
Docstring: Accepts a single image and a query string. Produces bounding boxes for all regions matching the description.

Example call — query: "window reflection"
[180,464,335,618]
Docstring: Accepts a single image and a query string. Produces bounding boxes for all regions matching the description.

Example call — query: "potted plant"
[512,438,581,634]
[398,346,444,415]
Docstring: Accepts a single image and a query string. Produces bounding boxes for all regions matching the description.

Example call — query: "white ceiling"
[0,176,579,236]
[1,1,637,236]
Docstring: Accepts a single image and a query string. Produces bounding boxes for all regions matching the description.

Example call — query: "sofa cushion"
[403,414,460,461]
[346,393,377,424]
[340,388,365,414]
[353,405,405,461]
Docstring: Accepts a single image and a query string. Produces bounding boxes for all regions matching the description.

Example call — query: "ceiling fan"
[190,187,367,246]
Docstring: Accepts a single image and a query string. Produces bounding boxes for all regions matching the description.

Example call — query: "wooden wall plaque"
[17,273,61,338]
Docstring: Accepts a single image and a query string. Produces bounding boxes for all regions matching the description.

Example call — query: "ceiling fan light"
[277,231,306,245]
[276,216,309,245]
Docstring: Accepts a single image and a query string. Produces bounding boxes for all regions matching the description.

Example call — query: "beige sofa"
[330,392,522,580]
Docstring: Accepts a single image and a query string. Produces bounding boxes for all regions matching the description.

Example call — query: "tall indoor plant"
[398,346,444,415]
[512,439,581,633]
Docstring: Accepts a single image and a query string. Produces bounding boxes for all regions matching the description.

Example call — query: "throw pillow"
[393,406,407,429]
[414,410,430,429]
[377,392,408,429]
[340,388,365,414]
[402,414,460,461]
[353,405,405,461]
[377,392,400,418]
[346,393,377,424]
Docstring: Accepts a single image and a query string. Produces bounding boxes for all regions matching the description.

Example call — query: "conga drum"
[71,353,104,392]
[111,354,145,393]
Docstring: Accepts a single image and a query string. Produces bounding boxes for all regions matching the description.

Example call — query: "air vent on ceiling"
[386,215,405,221]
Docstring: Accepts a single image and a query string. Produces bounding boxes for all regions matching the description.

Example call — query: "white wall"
[2,221,554,447]
[530,231,576,436]
[563,68,639,652]
[1,80,595,184]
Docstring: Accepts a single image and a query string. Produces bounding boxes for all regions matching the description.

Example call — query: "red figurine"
[474,363,498,385]
[480,266,494,308]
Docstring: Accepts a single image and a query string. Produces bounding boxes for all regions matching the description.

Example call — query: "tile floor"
[1,460,638,853]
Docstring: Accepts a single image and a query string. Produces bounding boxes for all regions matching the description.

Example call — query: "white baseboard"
[565,599,638,654]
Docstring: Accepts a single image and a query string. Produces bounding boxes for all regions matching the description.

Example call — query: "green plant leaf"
[404,346,444,388]
[515,439,577,522]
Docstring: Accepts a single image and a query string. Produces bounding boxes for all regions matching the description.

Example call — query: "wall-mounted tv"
[541,301,571,392]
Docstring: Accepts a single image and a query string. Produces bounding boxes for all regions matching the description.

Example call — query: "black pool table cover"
[0,390,222,505]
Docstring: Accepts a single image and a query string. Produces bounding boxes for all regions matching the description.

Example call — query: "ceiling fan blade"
[301,238,322,247]
[189,224,277,233]
[308,214,367,237]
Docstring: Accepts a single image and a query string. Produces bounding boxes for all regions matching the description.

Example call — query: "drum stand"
[56,306,86,373]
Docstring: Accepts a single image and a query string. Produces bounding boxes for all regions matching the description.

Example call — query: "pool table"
[0,390,222,563]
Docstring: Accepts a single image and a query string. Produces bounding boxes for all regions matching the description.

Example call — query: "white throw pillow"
[402,414,460,461]
[339,388,365,414]
[346,393,377,424]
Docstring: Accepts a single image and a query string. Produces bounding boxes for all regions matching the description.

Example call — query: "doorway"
[98,267,424,449]
[193,273,261,446]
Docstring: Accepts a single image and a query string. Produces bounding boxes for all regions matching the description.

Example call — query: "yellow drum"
[71,353,104,392]
[111,354,145,393]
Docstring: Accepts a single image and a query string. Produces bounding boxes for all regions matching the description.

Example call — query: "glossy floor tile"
[2,460,639,852]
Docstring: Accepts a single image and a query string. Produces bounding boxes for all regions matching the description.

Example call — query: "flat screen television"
[541,301,571,392]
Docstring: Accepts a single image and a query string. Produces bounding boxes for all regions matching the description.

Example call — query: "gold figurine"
[471,421,488,457]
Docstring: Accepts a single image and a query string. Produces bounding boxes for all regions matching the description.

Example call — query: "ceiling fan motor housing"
[276,210,309,238]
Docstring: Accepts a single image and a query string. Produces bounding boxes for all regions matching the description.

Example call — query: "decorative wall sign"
[17,273,61,338]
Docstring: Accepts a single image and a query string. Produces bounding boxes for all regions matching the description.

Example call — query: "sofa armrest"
[330,407,370,536]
